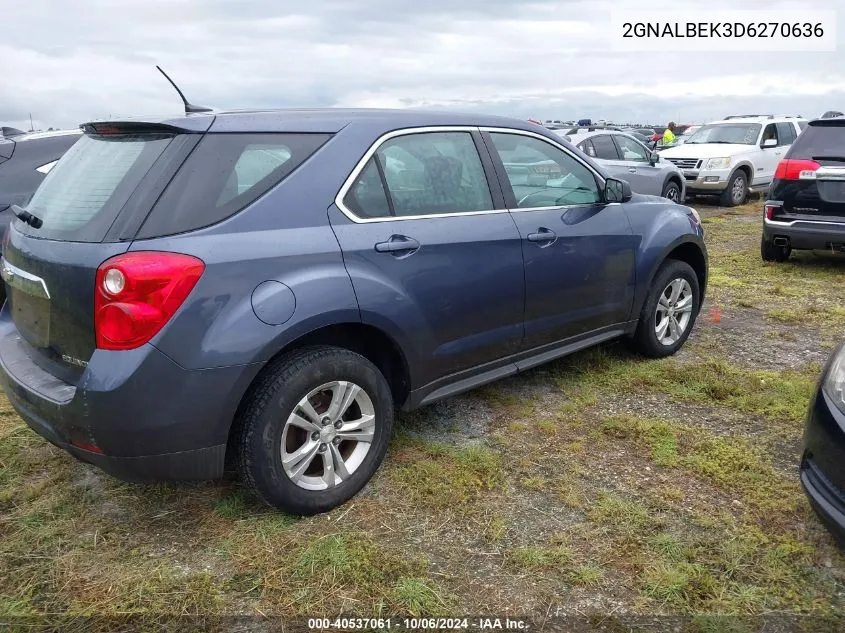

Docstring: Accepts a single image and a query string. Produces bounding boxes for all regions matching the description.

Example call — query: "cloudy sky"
[2,0,843,130]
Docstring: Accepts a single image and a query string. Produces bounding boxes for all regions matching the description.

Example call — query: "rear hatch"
[1,122,205,383]
[769,118,845,222]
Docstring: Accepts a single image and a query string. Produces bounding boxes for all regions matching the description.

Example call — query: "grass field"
[2,200,844,629]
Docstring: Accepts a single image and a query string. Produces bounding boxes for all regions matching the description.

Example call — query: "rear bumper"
[801,386,845,545]
[763,218,845,250]
[801,458,845,544]
[0,307,260,481]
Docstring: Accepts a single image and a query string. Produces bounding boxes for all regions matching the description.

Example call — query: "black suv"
[762,117,845,261]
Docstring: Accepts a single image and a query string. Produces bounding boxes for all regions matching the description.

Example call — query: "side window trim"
[372,154,396,217]
[335,126,505,223]
[480,128,606,212]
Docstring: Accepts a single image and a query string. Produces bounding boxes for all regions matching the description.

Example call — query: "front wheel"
[661,180,682,203]
[631,260,701,358]
[720,171,747,207]
[238,346,393,515]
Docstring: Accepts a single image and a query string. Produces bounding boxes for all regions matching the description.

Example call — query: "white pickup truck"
[660,115,807,206]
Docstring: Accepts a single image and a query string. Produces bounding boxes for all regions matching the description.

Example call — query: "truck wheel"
[720,171,747,207]
[761,237,791,262]
[238,346,393,515]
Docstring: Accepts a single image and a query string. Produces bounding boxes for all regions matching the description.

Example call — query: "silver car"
[560,129,686,202]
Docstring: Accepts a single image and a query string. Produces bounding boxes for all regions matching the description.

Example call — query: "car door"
[611,134,662,195]
[756,122,784,187]
[329,128,526,386]
[483,129,637,351]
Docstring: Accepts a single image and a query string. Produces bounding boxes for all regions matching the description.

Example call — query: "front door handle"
[526,227,557,245]
[628,167,637,173]
[374,235,420,255]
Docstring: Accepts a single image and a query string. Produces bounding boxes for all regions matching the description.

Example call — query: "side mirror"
[605,178,632,203]
[649,152,660,165]
[762,138,777,148]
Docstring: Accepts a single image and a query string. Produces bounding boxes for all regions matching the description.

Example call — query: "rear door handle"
[374,235,420,255]
[628,167,637,173]
[526,227,557,245]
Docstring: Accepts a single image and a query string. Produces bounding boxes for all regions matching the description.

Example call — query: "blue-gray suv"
[0,109,707,515]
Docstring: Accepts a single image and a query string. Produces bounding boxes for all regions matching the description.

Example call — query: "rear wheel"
[720,170,747,207]
[661,180,682,203]
[760,237,791,262]
[631,260,700,358]
[238,346,393,515]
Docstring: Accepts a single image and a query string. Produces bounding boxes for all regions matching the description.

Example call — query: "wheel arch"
[732,161,754,183]
[631,235,708,329]
[226,321,412,465]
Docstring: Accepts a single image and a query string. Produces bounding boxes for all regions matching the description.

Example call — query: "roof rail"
[724,114,773,119]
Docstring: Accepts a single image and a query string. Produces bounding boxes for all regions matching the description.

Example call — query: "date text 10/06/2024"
[307,617,529,630]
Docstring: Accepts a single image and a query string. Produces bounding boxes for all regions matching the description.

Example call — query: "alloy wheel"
[655,278,694,346]
[281,380,375,491]
[731,175,746,204]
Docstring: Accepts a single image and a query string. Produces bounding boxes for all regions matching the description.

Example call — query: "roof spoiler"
[80,116,213,135]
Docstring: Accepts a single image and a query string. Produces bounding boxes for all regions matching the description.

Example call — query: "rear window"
[137,133,330,238]
[17,133,172,242]
[787,122,845,163]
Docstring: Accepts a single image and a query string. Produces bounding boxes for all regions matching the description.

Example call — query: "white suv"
[660,115,807,206]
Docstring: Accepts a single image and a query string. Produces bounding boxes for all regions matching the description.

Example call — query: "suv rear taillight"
[95,252,205,351]
[774,159,821,181]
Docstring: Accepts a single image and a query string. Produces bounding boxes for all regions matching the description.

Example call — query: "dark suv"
[0,109,707,515]
[762,117,845,261]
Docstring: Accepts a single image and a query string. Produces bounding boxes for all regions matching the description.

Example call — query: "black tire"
[719,170,747,207]
[237,345,393,515]
[631,259,701,358]
[661,179,682,203]
[760,237,791,262]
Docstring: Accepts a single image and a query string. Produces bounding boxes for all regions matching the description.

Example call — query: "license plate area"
[9,288,51,349]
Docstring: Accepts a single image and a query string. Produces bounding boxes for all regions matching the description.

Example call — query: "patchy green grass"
[386,434,503,509]
[507,544,574,571]
[558,350,817,436]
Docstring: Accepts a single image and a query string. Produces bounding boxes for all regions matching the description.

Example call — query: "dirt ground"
[2,199,845,631]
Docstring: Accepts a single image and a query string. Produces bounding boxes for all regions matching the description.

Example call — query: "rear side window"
[776,122,797,146]
[138,133,330,238]
[19,133,173,242]
[590,135,620,160]
[788,123,845,163]
[344,158,391,219]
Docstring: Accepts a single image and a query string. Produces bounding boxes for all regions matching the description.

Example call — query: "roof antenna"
[155,65,213,114]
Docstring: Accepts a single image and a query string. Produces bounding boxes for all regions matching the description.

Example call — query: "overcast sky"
[2,0,843,130]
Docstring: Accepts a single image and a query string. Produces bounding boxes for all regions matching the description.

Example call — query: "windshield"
[684,123,761,145]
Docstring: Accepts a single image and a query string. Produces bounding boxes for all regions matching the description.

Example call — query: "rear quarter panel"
[136,129,367,372]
